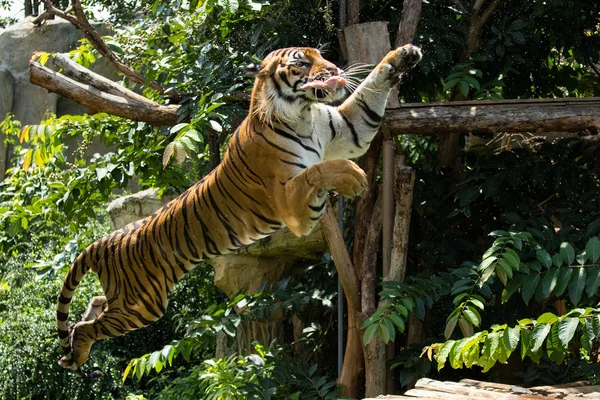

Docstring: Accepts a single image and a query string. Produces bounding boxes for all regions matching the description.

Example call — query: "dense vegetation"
[0,0,599,398]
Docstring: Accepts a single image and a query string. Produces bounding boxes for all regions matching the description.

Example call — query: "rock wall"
[0,17,118,178]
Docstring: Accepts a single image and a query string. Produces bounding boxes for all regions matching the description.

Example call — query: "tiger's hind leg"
[64,301,159,369]
[60,299,120,370]
[81,296,107,322]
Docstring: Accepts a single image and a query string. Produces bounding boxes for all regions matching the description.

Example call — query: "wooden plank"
[385,97,600,136]
[414,378,519,399]
[459,379,529,392]
[530,383,600,395]
[404,388,487,399]
[531,380,589,389]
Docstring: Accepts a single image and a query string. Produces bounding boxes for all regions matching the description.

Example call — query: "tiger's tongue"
[302,76,347,91]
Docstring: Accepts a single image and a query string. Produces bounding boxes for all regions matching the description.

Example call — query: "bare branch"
[52,54,159,106]
[30,60,180,126]
[37,0,167,94]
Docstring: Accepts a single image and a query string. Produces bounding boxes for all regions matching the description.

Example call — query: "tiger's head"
[248,47,349,124]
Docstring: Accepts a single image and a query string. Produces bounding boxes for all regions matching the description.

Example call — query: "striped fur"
[57,45,422,371]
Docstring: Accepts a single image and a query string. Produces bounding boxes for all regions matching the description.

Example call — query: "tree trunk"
[320,202,363,397]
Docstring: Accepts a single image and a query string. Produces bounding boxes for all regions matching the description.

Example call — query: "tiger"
[56,44,422,372]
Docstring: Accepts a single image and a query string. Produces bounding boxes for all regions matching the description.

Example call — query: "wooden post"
[343,21,394,397]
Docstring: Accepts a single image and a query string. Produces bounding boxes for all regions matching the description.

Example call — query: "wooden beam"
[385,97,600,136]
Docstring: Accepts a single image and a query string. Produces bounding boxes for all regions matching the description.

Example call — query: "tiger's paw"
[377,44,422,84]
[324,160,368,198]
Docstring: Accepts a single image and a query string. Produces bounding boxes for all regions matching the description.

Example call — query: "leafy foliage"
[428,307,600,373]
[362,276,453,345]
[125,261,338,381]
[155,342,337,400]
[2,0,599,397]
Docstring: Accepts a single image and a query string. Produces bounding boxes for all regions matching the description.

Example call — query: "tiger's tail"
[56,249,94,370]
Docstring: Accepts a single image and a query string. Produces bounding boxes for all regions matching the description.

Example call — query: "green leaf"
[581,319,595,352]
[593,314,600,337]
[560,242,575,265]
[136,357,147,381]
[378,321,390,344]
[503,248,521,271]
[546,322,565,365]
[443,78,460,91]
[482,245,501,259]
[586,267,600,297]
[363,323,378,345]
[436,340,455,371]
[502,273,526,303]
[463,306,481,327]
[162,142,175,168]
[459,186,480,207]
[388,313,406,333]
[558,317,579,349]
[170,123,189,134]
[208,120,223,132]
[552,253,563,268]
[457,80,470,97]
[509,19,527,31]
[536,249,552,269]
[496,261,508,286]
[537,312,558,325]
[568,268,586,306]
[458,318,474,337]
[462,76,481,90]
[123,361,134,383]
[521,273,540,305]
[586,237,600,263]
[540,268,559,299]
[553,268,572,297]
[503,326,520,351]
[445,316,458,339]
[149,351,160,366]
[520,328,531,360]
[530,323,551,352]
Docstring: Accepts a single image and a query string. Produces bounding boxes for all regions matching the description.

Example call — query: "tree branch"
[52,54,159,106]
[30,60,180,126]
[465,0,503,57]
[37,0,168,94]
[394,0,422,47]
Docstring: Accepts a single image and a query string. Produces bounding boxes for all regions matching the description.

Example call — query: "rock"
[0,17,119,179]
[106,188,177,230]
[0,69,14,178]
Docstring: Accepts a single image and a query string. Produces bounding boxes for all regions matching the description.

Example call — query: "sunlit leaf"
[530,323,551,352]
[558,317,579,349]
[560,242,575,265]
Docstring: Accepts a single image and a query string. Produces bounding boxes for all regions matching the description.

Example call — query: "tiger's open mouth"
[302,76,347,96]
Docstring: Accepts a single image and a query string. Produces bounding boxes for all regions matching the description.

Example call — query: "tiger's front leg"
[278,159,367,236]
[322,44,422,160]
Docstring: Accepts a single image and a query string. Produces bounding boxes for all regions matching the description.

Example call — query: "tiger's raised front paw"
[377,44,422,84]
[393,44,422,72]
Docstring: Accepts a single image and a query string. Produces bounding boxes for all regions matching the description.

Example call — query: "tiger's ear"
[244,62,263,75]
